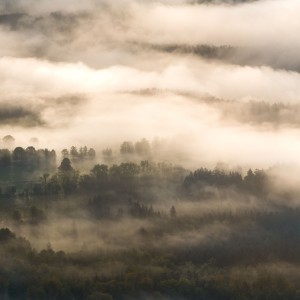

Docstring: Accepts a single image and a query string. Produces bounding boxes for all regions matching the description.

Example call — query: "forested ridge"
[1,141,300,300]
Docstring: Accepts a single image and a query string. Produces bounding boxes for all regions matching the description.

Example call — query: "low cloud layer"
[0,0,300,167]
[0,104,43,127]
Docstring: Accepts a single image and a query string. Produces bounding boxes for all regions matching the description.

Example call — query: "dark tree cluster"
[88,195,112,219]
[0,186,17,200]
[61,146,96,163]
[2,149,300,300]
[0,146,56,168]
[120,139,151,157]
[183,168,243,188]
[1,135,15,148]
[79,160,187,196]
[2,216,300,300]
[129,201,162,219]
[183,167,267,197]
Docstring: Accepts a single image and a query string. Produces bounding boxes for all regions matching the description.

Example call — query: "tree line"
[0,147,56,168]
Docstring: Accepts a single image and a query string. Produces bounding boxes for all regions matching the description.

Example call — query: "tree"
[58,158,78,194]
[244,168,267,195]
[2,135,15,149]
[91,164,108,183]
[47,174,61,194]
[88,148,96,160]
[140,160,149,171]
[5,186,16,197]
[79,146,88,160]
[135,138,151,156]
[0,228,15,242]
[79,174,93,191]
[109,165,122,184]
[116,162,140,192]
[12,210,22,223]
[0,149,11,166]
[26,146,39,168]
[40,173,50,194]
[120,141,134,155]
[170,206,177,218]
[61,149,69,158]
[26,146,36,154]
[70,146,79,161]
[49,150,57,166]
[12,147,27,164]
[102,148,113,161]
[245,169,254,181]
[119,162,140,178]
[30,206,45,224]
[58,158,73,172]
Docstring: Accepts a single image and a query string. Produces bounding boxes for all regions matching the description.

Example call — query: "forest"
[1,0,300,299]
[1,141,300,300]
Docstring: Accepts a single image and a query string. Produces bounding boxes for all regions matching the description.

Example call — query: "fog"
[0,0,299,168]
[1,1,300,299]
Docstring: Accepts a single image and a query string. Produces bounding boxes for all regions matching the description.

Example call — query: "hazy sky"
[1,0,300,167]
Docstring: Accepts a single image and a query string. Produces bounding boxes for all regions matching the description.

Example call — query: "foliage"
[1,145,300,299]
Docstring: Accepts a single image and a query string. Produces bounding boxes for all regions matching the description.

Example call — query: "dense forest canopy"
[0,139,300,299]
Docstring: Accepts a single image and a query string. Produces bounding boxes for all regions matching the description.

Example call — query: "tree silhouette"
[120,141,135,155]
[58,158,78,194]
[170,206,177,218]
[58,158,73,172]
